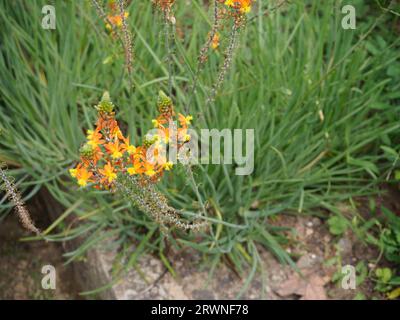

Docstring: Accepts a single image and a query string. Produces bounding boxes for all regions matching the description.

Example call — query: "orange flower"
[177,127,191,143]
[178,114,193,127]
[112,126,125,140]
[157,127,171,144]
[127,160,143,175]
[87,129,105,148]
[224,0,253,13]
[70,165,93,187]
[106,12,129,30]
[144,162,157,177]
[211,33,220,50]
[99,162,117,183]
[96,115,118,132]
[121,136,136,155]
[105,139,124,159]
[91,146,104,165]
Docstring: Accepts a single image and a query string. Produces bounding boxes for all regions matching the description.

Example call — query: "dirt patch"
[269,214,386,300]
[0,198,81,300]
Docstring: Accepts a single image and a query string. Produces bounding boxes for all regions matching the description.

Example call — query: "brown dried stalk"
[0,164,40,235]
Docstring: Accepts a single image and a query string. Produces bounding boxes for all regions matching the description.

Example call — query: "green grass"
[0,0,399,296]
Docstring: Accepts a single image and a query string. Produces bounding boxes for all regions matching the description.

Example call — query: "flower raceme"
[69,91,193,190]
[69,92,207,232]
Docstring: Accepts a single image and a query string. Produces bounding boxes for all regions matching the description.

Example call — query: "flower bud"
[79,143,94,158]
[157,90,173,116]
[96,91,115,114]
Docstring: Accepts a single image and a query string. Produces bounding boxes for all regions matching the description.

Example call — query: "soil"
[0,187,398,300]
[0,197,81,300]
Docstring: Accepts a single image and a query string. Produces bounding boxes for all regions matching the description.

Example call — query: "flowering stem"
[117,0,134,84]
[186,165,208,217]
[164,13,174,96]
[247,0,289,24]
[91,0,124,42]
[116,174,207,232]
[207,21,239,105]
[184,0,220,113]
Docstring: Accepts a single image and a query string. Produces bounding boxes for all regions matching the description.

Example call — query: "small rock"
[192,289,215,300]
[312,218,322,227]
[306,228,314,236]
[368,263,376,269]
[337,237,353,256]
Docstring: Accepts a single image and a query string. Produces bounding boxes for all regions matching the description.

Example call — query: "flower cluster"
[152,0,175,11]
[69,91,192,189]
[224,0,253,14]
[152,0,176,23]
[105,0,130,31]
[70,92,207,232]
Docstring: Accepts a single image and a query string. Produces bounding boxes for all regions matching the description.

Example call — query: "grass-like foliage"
[0,0,399,295]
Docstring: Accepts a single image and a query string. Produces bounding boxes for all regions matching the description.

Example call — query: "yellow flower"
[105,140,123,159]
[87,130,94,140]
[74,166,93,187]
[127,167,137,175]
[126,145,136,155]
[121,136,136,155]
[106,12,129,29]
[87,129,105,148]
[184,134,191,142]
[144,163,156,177]
[211,33,220,50]
[69,168,77,178]
[178,114,193,126]
[224,0,253,13]
[152,119,160,128]
[163,161,173,171]
[99,162,117,183]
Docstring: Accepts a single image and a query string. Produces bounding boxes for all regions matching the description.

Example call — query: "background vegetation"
[0,0,399,296]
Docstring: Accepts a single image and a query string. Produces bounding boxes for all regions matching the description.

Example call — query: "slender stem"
[164,13,174,96]
[117,0,133,82]
[248,0,290,23]
[184,0,220,113]
[186,165,208,217]
[91,0,124,43]
[206,22,239,105]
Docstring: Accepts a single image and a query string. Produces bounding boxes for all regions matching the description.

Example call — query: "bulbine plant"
[76,0,256,234]
[0,163,40,235]
[70,91,207,232]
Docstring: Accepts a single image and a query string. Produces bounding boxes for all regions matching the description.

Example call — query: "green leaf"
[327,216,348,236]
